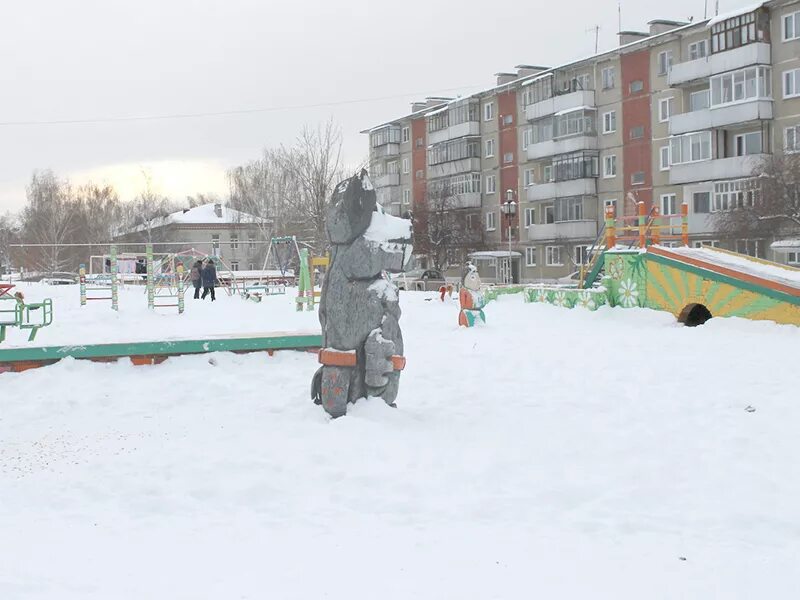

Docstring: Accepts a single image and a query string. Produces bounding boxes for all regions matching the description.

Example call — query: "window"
[370,127,401,147]
[660,194,677,216]
[525,247,537,266]
[554,108,596,138]
[658,50,673,76]
[602,111,616,133]
[504,152,514,164]
[575,74,591,90]
[690,89,710,111]
[783,68,800,98]
[531,116,554,144]
[211,234,220,251]
[484,102,494,121]
[402,189,411,204]
[786,125,800,153]
[466,214,478,230]
[387,161,399,174]
[427,138,481,165]
[485,139,495,158]
[545,246,562,266]
[555,196,584,222]
[524,207,536,228]
[552,152,599,181]
[630,126,644,140]
[249,236,256,249]
[604,198,617,215]
[402,158,410,174]
[231,261,239,271]
[787,251,800,265]
[502,114,513,125]
[522,127,532,149]
[603,154,617,178]
[660,146,670,171]
[401,127,410,143]
[230,235,239,249]
[630,80,644,93]
[694,240,719,249]
[734,131,763,156]
[574,245,590,266]
[248,263,255,270]
[670,131,712,164]
[658,97,673,122]
[415,169,424,180]
[712,179,760,212]
[416,138,424,147]
[602,66,615,89]
[542,165,553,183]
[688,40,708,60]
[631,171,645,185]
[485,175,496,194]
[428,173,481,196]
[543,204,555,224]
[785,11,800,41]
[736,239,763,258]
[711,10,767,53]
[711,66,771,106]
[693,191,711,214]
[485,211,497,231]
[523,168,535,187]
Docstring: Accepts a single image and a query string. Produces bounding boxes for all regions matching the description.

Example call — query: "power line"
[0,85,483,128]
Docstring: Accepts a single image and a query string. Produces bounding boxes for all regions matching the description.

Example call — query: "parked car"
[392,269,445,290]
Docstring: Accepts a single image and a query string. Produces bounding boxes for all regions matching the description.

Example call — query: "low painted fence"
[524,286,609,311]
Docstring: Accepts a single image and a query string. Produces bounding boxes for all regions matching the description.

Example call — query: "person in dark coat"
[190,260,203,299]
[201,258,217,301]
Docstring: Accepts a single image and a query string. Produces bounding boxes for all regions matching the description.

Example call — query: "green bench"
[0,297,54,343]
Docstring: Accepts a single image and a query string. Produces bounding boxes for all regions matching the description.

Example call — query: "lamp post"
[500,189,517,284]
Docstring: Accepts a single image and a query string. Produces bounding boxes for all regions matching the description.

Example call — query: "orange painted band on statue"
[318,349,406,371]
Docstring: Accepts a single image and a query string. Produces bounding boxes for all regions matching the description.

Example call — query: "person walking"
[201,258,217,301]
[190,260,203,299]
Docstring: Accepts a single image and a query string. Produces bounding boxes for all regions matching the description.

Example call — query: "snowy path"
[1,290,799,598]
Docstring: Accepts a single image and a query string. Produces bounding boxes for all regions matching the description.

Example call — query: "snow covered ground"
[2,285,799,598]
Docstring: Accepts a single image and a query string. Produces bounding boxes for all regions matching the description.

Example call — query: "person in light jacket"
[201,258,217,301]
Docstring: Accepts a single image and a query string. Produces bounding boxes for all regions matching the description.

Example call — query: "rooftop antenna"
[586,25,601,53]
[618,2,622,35]
[715,0,720,16]
[704,0,708,19]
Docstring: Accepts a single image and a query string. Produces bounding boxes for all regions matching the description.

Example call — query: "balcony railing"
[668,42,770,86]
[525,90,595,122]
[669,99,772,135]
[526,178,596,201]
[372,143,400,159]
[427,158,481,180]
[427,121,480,146]
[669,153,767,185]
[527,135,597,161]
[373,173,400,188]
[526,220,598,242]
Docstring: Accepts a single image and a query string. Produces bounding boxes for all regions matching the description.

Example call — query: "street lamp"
[500,189,517,284]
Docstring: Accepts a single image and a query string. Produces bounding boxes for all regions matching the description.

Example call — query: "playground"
[2,283,799,598]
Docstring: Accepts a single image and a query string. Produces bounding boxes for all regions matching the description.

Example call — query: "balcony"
[427,157,481,179]
[526,135,597,161]
[669,43,771,86]
[525,90,595,121]
[450,193,482,209]
[526,178,596,201]
[669,99,772,135]
[526,220,598,242]
[669,154,767,185]
[427,121,480,145]
[372,143,400,159]
[376,186,401,207]
[373,173,399,188]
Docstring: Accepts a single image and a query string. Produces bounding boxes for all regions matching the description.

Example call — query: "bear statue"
[311,170,413,418]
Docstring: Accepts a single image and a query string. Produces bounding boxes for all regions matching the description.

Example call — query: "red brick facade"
[620,50,653,216]
[497,90,519,241]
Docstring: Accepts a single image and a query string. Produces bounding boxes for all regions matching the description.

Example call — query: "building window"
[249,236,256,249]
[370,127,401,147]
[401,126,410,143]
[555,196,584,222]
[602,66,615,89]
[502,114,513,125]
[630,126,644,140]
[660,194,677,216]
[545,246,562,266]
[525,247,537,266]
[416,137,424,147]
[604,198,617,215]
[552,152,599,181]
[713,179,760,212]
[786,125,800,153]
[602,111,616,133]
[484,102,494,121]
[543,204,555,224]
[428,173,482,196]
[657,50,673,76]
[693,191,711,214]
[574,245,590,266]
[211,234,220,254]
[402,158,410,174]
[485,211,497,231]
[523,168,535,187]
[387,161,399,174]
[231,261,239,271]
[660,146,670,171]
[554,108,596,138]
[711,9,767,53]
[248,262,255,270]
[524,207,536,228]
[542,165,553,183]
[503,152,514,164]
[402,189,411,204]
[630,80,644,93]
[603,154,617,178]
[690,89,710,111]
[783,68,800,98]
[658,97,673,122]
[736,239,763,258]
[787,251,800,265]
[785,11,800,41]
[631,171,645,185]
[485,175,496,194]
[734,131,763,156]
[485,138,495,158]
[711,66,771,106]
[230,235,239,250]
[466,213,478,230]
[522,127,532,149]
[415,169,424,180]
[694,240,719,249]
[670,131,712,164]
[428,138,481,166]
[688,40,708,60]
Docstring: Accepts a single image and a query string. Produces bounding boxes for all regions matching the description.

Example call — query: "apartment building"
[363,0,800,283]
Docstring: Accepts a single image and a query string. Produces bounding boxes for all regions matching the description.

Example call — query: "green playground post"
[110,244,119,311]
[146,244,154,310]
[177,264,185,314]
[79,264,87,306]
[296,248,312,311]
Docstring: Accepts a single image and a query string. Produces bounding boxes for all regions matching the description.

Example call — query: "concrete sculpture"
[311,170,413,418]
[458,263,487,327]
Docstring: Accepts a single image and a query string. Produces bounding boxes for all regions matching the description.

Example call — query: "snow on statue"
[311,170,413,418]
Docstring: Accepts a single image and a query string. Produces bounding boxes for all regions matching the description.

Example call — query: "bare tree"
[715,154,800,241]
[120,169,175,246]
[0,212,19,274]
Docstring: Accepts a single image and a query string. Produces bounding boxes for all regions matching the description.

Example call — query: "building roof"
[119,203,268,236]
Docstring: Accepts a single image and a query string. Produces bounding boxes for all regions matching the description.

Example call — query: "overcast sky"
[0,0,754,212]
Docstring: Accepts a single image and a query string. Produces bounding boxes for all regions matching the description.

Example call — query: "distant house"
[114,203,272,271]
